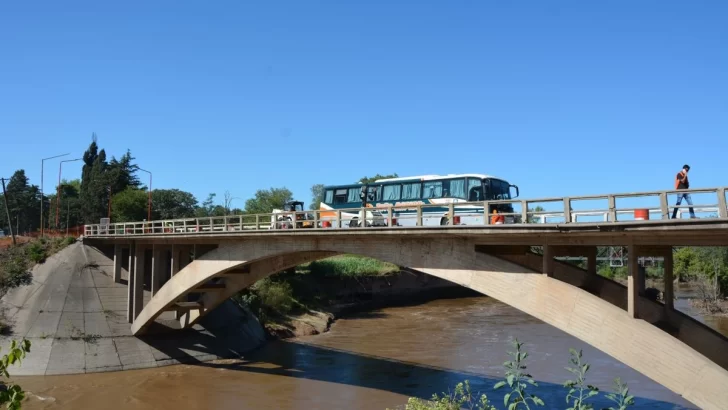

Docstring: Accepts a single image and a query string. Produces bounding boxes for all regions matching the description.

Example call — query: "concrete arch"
[131,237,728,410]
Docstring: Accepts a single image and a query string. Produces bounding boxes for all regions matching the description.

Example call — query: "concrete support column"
[179,247,191,270]
[132,245,146,321]
[151,245,164,296]
[170,245,180,277]
[664,247,674,311]
[586,247,597,275]
[127,242,136,323]
[113,244,123,284]
[627,245,645,318]
[542,245,554,277]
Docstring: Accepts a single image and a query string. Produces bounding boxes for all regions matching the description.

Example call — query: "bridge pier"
[151,245,165,296]
[627,245,645,318]
[113,244,123,283]
[664,248,674,311]
[132,244,146,322]
[127,242,135,323]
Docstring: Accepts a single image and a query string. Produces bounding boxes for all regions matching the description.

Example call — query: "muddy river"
[17,291,726,409]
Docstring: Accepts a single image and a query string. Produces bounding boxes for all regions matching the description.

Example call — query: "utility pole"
[138,168,152,223]
[1,177,16,245]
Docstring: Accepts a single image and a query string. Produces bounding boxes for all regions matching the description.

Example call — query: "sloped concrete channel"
[0,242,266,375]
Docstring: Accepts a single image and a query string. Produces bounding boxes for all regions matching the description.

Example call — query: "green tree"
[244,187,293,214]
[111,188,147,222]
[107,150,141,193]
[152,189,197,220]
[2,170,41,233]
[196,193,217,217]
[310,184,325,210]
[359,173,398,184]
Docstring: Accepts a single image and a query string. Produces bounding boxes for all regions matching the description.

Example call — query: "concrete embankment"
[0,242,266,376]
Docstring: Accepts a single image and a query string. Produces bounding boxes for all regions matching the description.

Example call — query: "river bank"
[250,266,477,339]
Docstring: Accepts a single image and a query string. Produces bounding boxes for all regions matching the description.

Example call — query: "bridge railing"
[84,186,728,236]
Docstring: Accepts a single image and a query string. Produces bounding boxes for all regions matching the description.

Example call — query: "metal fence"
[84,187,728,237]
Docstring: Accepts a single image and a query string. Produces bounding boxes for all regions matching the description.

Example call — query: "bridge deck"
[85,218,728,246]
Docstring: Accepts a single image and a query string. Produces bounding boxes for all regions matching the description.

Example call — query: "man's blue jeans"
[672,193,696,219]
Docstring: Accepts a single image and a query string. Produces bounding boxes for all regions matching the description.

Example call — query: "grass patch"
[304,255,399,277]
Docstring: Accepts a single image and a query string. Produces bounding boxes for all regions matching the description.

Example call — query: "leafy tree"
[48,179,83,229]
[110,188,147,222]
[152,189,197,220]
[2,170,41,233]
[107,150,141,193]
[244,187,293,214]
[310,184,325,210]
[196,193,217,217]
[359,173,398,184]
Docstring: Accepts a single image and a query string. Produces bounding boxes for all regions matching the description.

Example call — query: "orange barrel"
[634,209,649,220]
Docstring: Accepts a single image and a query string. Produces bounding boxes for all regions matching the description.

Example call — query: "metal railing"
[84,186,728,237]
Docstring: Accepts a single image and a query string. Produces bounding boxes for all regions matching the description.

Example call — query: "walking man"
[672,164,696,219]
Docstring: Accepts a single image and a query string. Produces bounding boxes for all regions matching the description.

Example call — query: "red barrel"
[634,209,649,220]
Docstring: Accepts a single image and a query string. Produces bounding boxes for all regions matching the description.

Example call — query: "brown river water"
[14,292,727,410]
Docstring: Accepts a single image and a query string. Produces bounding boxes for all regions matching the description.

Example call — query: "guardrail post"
[387,206,393,227]
[718,188,727,219]
[608,195,617,222]
[223,216,228,231]
[484,201,490,225]
[659,192,669,220]
[314,210,319,229]
[448,203,454,225]
[336,210,341,228]
[416,206,423,226]
[563,197,572,223]
[209,217,213,232]
[520,200,528,224]
[255,215,260,230]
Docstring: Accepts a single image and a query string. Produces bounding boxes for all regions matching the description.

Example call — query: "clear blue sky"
[2,1,726,210]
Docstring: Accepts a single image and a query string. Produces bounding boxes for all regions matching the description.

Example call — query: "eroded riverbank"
[15,297,701,410]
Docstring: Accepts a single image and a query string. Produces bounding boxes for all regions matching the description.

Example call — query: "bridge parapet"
[84,186,728,237]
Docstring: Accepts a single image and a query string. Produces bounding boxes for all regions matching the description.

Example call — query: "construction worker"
[672,164,696,219]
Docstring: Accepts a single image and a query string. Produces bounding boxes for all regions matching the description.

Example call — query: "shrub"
[389,381,495,410]
[254,279,293,315]
[26,242,46,264]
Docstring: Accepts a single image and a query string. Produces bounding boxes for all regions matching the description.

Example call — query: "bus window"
[402,182,421,200]
[488,180,511,200]
[423,181,443,199]
[366,186,379,202]
[333,189,348,204]
[347,188,360,204]
[382,184,401,201]
[467,178,482,201]
[324,190,334,204]
[449,178,466,199]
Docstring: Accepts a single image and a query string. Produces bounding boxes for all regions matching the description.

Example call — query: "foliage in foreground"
[389,339,635,410]
[0,339,31,410]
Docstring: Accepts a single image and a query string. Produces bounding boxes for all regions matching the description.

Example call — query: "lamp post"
[41,153,69,237]
[56,158,81,228]
[138,168,152,223]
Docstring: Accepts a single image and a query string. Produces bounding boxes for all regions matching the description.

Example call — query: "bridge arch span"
[131,237,728,409]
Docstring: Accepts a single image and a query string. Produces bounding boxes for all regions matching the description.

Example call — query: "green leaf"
[504,392,512,407]
[507,374,515,387]
[532,396,545,406]
[494,381,506,390]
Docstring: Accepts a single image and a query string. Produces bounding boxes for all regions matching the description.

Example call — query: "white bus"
[319,174,519,227]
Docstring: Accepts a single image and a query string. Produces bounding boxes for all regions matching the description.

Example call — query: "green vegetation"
[304,255,399,277]
[0,339,31,410]
[235,255,400,327]
[390,339,635,410]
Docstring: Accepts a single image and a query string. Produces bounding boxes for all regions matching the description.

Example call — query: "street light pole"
[41,153,69,237]
[138,168,152,223]
[56,158,81,228]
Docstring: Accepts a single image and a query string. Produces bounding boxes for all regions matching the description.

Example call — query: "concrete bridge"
[83,187,728,409]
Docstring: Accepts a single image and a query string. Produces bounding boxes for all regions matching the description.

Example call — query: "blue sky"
[1,1,726,210]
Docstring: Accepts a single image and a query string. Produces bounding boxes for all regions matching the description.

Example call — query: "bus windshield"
[485,179,512,200]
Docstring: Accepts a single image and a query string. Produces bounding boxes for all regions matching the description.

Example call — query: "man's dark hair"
[683,164,690,171]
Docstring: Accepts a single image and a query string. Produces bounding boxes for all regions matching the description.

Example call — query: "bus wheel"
[440,217,449,226]
[350,219,359,228]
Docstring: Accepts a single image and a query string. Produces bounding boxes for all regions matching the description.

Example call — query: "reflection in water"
[16,297,717,409]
